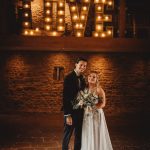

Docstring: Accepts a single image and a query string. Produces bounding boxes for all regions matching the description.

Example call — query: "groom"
[62,57,87,150]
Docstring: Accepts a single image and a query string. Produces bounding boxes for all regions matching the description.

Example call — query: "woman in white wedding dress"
[75,71,113,150]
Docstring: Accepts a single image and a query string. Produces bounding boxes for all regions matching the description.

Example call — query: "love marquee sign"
[22,0,114,37]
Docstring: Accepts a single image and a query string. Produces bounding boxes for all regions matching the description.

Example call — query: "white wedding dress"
[81,92,113,150]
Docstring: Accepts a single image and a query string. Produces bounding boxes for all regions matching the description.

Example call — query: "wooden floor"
[0,112,150,150]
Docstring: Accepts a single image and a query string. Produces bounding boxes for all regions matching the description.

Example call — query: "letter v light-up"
[68,0,91,37]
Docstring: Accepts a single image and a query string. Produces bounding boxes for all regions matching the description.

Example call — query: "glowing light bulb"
[59,18,63,23]
[81,15,85,20]
[45,2,51,7]
[35,28,39,32]
[105,16,109,20]
[24,22,29,26]
[97,16,102,21]
[59,2,64,7]
[108,1,112,5]
[101,33,106,37]
[75,24,79,28]
[58,10,64,15]
[30,31,34,35]
[52,31,57,36]
[97,25,102,31]
[95,0,100,3]
[24,4,29,8]
[46,25,50,30]
[71,6,76,11]
[94,33,99,37]
[97,6,102,11]
[24,30,28,35]
[83,6,87,11]
[102,0,106,3]
[73,15,78,20]
[58,26,64,31]
[77,32,82,37]
[45,17,51,22]
[80,24,83,28]
[24,13,29,17]
[59,26,63,30]
[107,30,112,35]
[46,10,50,14]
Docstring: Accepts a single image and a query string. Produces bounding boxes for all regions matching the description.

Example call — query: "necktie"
[77,76,81,89]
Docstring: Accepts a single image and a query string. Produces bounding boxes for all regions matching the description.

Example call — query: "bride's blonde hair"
[87,71,100,88]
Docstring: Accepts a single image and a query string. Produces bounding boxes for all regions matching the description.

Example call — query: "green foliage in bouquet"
[72,89,100,110]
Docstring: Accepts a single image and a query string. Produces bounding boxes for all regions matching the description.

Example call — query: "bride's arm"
[96,87,106,109]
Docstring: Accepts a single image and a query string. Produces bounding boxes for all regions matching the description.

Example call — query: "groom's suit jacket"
[63,71,86,116]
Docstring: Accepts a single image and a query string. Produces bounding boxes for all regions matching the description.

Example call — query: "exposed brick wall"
[0,51,149,115]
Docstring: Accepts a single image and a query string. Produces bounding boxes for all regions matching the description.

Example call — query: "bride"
[73,71,113,150]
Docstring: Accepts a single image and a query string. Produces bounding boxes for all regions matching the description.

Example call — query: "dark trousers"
[62,110,83,150]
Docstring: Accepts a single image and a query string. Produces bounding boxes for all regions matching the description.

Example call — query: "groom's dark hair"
[76,57,87,64]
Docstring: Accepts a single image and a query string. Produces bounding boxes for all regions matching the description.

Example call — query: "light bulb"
[94,33,99,37]
[46,10,50,14]
[45,2,51,7]
[24,13,29,17]
[24,4,29,8]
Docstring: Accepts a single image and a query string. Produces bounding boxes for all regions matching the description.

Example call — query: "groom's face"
[75,60,87,74]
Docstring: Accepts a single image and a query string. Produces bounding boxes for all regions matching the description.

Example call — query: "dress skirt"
[81,108,113,150]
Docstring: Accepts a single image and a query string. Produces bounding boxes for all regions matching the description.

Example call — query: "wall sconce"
[53,66,64,81]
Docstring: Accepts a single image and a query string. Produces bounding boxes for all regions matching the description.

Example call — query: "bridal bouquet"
[72,89,99,110]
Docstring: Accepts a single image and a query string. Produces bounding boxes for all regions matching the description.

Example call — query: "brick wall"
[0,51,149,115]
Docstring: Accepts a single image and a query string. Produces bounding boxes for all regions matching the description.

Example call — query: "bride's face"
[88,73,97,84]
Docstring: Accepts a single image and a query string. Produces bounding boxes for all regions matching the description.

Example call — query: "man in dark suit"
[62,57,87,150]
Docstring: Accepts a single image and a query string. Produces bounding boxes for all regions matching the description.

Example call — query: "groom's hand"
[66,116,72,125]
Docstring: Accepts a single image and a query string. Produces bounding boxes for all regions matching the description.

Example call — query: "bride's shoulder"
[97,86,105,94]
